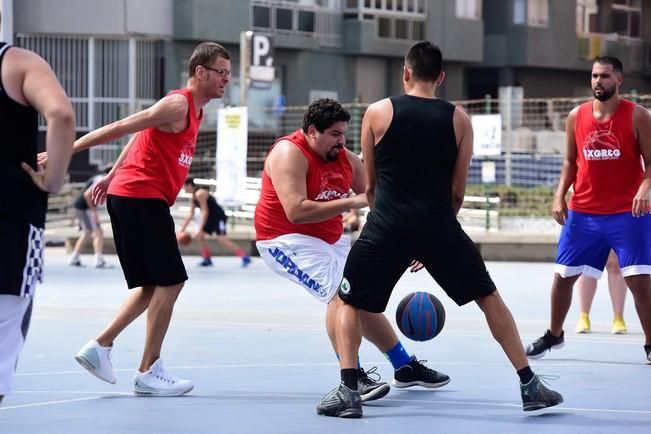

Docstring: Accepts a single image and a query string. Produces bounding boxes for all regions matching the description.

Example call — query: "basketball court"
[1,248,649,433]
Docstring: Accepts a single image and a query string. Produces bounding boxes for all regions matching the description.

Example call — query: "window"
[276,8,293,30]
[513,0,526,24]
[456,0,482,20]
[253,6,271,28]
[576,0,598,33]
[298,11,315,32]
[513,0,548,27]
[412,20,425,40]
[395,19,408,38]
[527,0,548,26]
[346,0,358,7]
[378,17,391,37]
[612,0,642,38]
[406,0,414,13]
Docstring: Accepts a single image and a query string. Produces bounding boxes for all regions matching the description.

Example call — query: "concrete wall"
[174,0,248,44]
[14,0,172,36]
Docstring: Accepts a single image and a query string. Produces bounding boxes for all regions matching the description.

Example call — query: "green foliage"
[465,184,555,217]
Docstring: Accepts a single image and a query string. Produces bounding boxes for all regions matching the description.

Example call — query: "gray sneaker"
[520,375,563,411]
[316,383,362,418]
[358,367,390,402]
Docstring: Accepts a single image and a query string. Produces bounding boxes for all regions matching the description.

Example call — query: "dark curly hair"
[302,98,350,133]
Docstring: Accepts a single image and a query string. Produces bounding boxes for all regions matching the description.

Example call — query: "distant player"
[527,56,651,362]
[179,178,251,267]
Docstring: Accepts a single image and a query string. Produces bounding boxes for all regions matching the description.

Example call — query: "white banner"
[471,114,502,156]
[216,106,248,207]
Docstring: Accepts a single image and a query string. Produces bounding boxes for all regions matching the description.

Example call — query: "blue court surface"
[1,248,649,434]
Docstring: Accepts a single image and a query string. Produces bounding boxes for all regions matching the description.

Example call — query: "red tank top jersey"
[254,130,353,244]
[108,88,203,206]
[569,99,643,214]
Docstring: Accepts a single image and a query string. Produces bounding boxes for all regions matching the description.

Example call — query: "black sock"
[341,368,358,390]
[517,366,534,384]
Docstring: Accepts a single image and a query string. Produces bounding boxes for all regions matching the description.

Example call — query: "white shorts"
[0,294,33,395]
[256,234,351,303]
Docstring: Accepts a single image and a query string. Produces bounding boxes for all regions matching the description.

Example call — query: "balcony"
[577,32,643,72]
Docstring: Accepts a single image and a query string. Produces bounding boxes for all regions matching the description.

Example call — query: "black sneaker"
[391,357,451,389]
[520,374,563,411]
[316,383,362,418]
[526,330,565,359]
[644,344,651,363]
[358,367,390,402]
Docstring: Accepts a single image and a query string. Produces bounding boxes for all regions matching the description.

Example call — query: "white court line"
[15,356,649,378]
[5,391,651,415]
[0,396,104,411]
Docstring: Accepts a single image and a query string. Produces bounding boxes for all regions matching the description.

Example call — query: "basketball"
[176,231,192,247]
[396,292,446,342]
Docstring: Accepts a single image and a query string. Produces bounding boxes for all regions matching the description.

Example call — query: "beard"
[593,86,615,102]
[326,145,343,161]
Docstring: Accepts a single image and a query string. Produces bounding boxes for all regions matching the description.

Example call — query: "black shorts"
[0,218,44,297]
[339,217,496,313]
[107,195,187,289]
[202,218,227,236]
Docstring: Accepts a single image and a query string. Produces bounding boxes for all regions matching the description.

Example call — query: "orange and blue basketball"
[396,292,445,342]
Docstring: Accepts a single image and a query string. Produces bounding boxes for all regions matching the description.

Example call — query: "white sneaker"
[133,358,193,397]
[74,340,117,384]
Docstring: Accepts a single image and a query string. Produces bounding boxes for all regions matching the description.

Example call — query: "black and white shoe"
[526,330,565,359]
[392,357,450,389]
[358,367,390,402]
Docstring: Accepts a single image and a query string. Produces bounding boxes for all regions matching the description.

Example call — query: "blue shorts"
[555,210,651,278]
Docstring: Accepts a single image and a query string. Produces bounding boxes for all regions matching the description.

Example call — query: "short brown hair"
[188,42,230,77]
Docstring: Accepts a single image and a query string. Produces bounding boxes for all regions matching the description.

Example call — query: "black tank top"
[367,95,457,235]
[193,189,227,221]
[0,43,47,227]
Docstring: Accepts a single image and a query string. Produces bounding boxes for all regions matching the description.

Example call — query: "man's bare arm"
[632,105,651,217]
[73,93,189,153]
[268,140,366,224]
[16,49,75,193]
[552,108,579,225]
[451,107,473,215]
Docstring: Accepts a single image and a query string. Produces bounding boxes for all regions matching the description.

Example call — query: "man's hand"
[21,162,50,192]
[349,193,368,209]
[37,151,48,167]
[551,194,568,225]
[409,260,425,273]
[91,174,114,205]
[632,180,651,217]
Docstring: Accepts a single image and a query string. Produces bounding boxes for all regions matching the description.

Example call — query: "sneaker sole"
[316,407,363,418]
[523,396,564,412]
[361,383,390,402]
[390,378,451,389]
[526,342,565,360]
[74,354,117,384]
[133,384,194,397]
[575,328,590,334]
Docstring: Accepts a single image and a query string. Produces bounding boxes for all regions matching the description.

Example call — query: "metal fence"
[189,93,651,233]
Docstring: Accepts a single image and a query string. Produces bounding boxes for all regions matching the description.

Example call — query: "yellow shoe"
[612,316,627,334]
[575,313,591,333]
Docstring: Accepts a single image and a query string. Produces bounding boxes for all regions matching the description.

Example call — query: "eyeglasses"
[201,65,232,78]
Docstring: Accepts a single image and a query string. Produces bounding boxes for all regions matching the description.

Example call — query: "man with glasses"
[41,42,231,396]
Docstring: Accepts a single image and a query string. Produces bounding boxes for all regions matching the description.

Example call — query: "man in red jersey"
[526,57,651,363]
[254,99,450,407]
[41,42,231,396]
